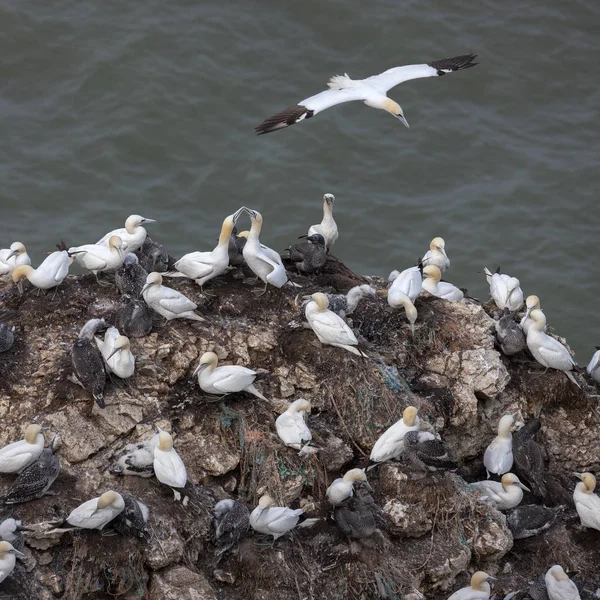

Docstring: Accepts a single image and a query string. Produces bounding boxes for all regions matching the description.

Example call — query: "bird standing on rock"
[0,541,24,584]
[512,418,547,498]
[71,318,107,408]
[422,265,463,302]
[96,214,156,253]
[472,473,530,511]
[249,495,318,540]
[483,413,516,478]
[484,267,524,311]
[12,250,73,295]
[304,193,338,251]
[119,296,153,338]
[326,468,371,506]
[422,237,450,272]
[95,327,135,380]
[142,272,204,322]
[0,424,45,474]
[52,491,125,532]
[0,242,30,276]
[495,308,526,356]
[212,499,250,555]
[69,235,125,280]
[0,310,17,353]
[275,399,314,455]
[586,347,600,384]
[115,253,148,297]
[153,430,187,501]
[545,565,581,600]
[283,234,327,274]
[370,406,420,463]
[506,504,562,539]
[447,571,495,600]
[572,472,600,531]
[136,235,169,273]
[402,430,456,472]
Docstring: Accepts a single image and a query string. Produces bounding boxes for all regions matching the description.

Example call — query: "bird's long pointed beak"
[12,549,26,559]
[517,482,531,492]
[193,363,207,378]
[232,207,246,223]
[572,472,584,480]
[523,307,532,322]
[393,113,410,129]
[7,249,19,258]
[142,218,156,224]
[107,347,121,360]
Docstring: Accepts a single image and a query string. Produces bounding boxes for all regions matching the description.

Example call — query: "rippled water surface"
[1,0,598,357]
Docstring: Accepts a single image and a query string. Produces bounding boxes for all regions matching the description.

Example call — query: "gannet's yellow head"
[0,541,23,558]
[422,265,442,283]
[157,430,174,452]
[526,295,540,310]
[574,472,596,493]
[342,468,368,483]
[246,209,263,228]
[125,215,156,233]
[430,237,445,252]
[290,399,311,413]
[258,494,276,509]
[141,272,163,294]
[529,309,547,330]
[501,473,530,492]
[497,414,516,436]
[219,215,236,245]
[402,406,419,426]
[97,491,121,509]
[311,292,329,311]
[11,265,34,283]
[383,98,409,128]
[470,571,496,590]
[108,236,123,252]
[193,351,219,377]
[25,424,44,444]
[548,565,569,582]
[8,242,27,258]
[107,335,131,359]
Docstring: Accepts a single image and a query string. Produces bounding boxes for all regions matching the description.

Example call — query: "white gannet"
[71,318,107,408]
[448,571,496,600]
[545,565,581,600]
[193,351,268,401]
[255,54,477,134]
[55,490,125,531]
[387,269,419,335]
[168,210,242,291]
[370,406,420,463]
[109,433,159,478]
[586,347,600,384]
[472,473,530,511]
[519,295,542,336]
[275,399,314,455]
[249,494,318,539]
[525,310,579,387]
[422,265,463,302]
[484,268,524,311]
[0,424,45,474]
[119,296,153,338]
[422,237,450,272]
[303,284,376,319]
[0,541,24,584]
[115,253,148,298]
[572,472,600,531]
[153,430,187,499]
[284,234,327,273]
[108,492,150,540]
[0,242,31,276]
[213,499,250,554]
[69,235,125,277]
[11,250,72,294]
[242,208,288,295]
[326,468,370,506]
[483,413,516,478]
[95,327,135,379]
[306,193,338,251]
[142,272,204,322]
[305,292,364,356]
[96,214,156,253]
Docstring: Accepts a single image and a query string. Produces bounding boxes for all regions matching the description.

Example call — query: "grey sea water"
[1,0,598,358]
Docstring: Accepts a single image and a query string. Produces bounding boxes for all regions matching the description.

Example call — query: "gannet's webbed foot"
[252,282,269,297]
[95,273,112,287]
[243,276,259,286]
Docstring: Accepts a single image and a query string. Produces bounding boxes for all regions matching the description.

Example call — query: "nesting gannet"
[69,236,125,278]
[572,472,600,531]
[142,272,204,322]
[108,493,150,540]
[54,490,125,531]
[326,468,371,506]
[333,482,378,541]
[520,295,542,335]
[525,310,579,387]
[483,413,516,477]
[0,541,24,584]
[249,494,318,539]
[153,430,187,499]
[545,566,581,600]
[109,433,159,478]
[387,282,419,336]
[586,347,600,384]
[71,318,107,408]
[495,308,526,356]
[370,406,420,463]
[305,194,338,251]
[213,499,250,555]
[0,242,31,276]
[422,237,450,272]
[422,265,463,302]
[0,519,29,551]
[96,214,156,253]
[95,327,135,379]
[136,235,169,273]
[193,351,268,401]
[0,424,45,474]
[448,571,495,600]
[242,208,288,295]
[0,310,17,353]
[228,226,248,267]
[2,445,61,504]
[115,253,148,298]
[402,430,456,472]
[284,234,327,274]
[304,284,376,319]
[305,292,364,356]
[506,504,562,539]
[388,266,422,303]
[512,418,547,498]
[119,296,153,338]
[472,473,530,510]
[275,399,315,455]
[484,268,524,311]
[12,250,72,294]
[256,54,477,134]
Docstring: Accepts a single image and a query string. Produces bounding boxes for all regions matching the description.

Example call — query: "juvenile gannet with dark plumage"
[506,504,562,539]
[276,399,315,456]
[96,215,156,253]
[71,318,107,408]
[108,492,150,540]
[119,296,153,338]
[109,433,159,478]
[115,253,148,297]
[213,499,250,555]
[256,55,477,134]
[0,519,30,551]
[495,308,526,356]
[545,565,581,600]
[326,468,371,506]
[69,236,125,278]
[0,310,17,353]
[0,424,45,474]
[402,430,456,472]
[572,472,600,531]
[422,265,463,302]
[303,284,376,319]
[586,347,600,384]
[333,483,378,542]
[525,310,579,387]
[249,495,318,539]
[0,541,24,584]
[142,273,204,322]
[284,234,327,273]
[95,327,135,379]
[512,418,547,498]
[153,430,187,500]
[484,413,516,477]
[53,490,125,531]
[136,235,169,273]
[305,194,338,251]
[228,226,248,268]
[448,571,495,600]
[12,250,73,294]
[0,242,31,276]
[520,295,542,335]
[305,292,364,356]
[422,237,450,272]
[472,473,530,510]
[484,268,524,311]
[370,406,420,463]
[193,351,268,401]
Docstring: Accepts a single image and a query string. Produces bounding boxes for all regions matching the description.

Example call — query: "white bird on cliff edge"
[386,266,420,335]
[305,193,338,251]
[586,347,600,384]
[52,491,125,531]
[249,494,318,540]
[0,541,25,584]
[370,405,420,463]
[275,399,316,456]
[572,472,600,531]
[447,571,496,600]
[153,429,187,501]
[484,267,524,312]
[0,242,31,276]
[422,265,463,302]
[142,272,204,322]
[483,413,516,478]
[422,237,450,273]
[95,327,135,379]
[545,565,581,600]
[11,250,73,294]
[519,295,543,336]
[96,214,156,253]
[0,424,45,474]
[255,54,478,134]
[326,468,371,506]
[472,473,530,511]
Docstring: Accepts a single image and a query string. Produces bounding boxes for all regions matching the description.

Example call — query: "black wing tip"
[429,53,479,75]
[255,105,312,135]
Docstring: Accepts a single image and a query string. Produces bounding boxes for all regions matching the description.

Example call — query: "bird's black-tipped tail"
[255,105,314,135]
[428,54,478,76]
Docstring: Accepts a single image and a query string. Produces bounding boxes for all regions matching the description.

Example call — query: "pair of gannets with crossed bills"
[51,491,125,532]
[95,327,135,379]
[12,249,73,294]
[0,541,24,584]
[483,413,516,477]
[572,472,600,531]
[255,54,477,134]
[326,468,371,505]
[545,565,581,600]
[484,267,524,311]
[448,571,496,600]
[153,429,187,500]
[275,399,315,456]
[422,265,464,302]
[249,494,318,539]
[142,273,204,322]
[0,424,45,474]
[472,473,530,510]
[0,242,30,276]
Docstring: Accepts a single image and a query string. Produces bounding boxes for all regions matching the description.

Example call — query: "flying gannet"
[545,565,581,600]
[275,399,315,456]
[472,473,530,511]
[108,492,150,540]
[95,327,135,379]
[447,571,495,600]
[109,432,159,478]
[213,499,250,556]
[0,310,17,353]
[572,472,600,531]
[326,468,371,506]
[96,215,156,253]
[71,318,107,408]
[484,268,524,312]
[495,308,526,356]
[249,494,318,540]
[0,424,45,474]
[422,265,463,302]
[153,430,187,500]
[586,347,600,384]
[115,253,148,298]
[512,418,547,498]
[0,242,31,276]
[0,541,24,584]
[136,235,169,273]
[305,194,338,251]
[193,351,268,401]
[370,406,420,463]
[53,490,125,531]
[119,296,153,338]
[256,54,477,134]
[284,234,327,274]
[525,310,579,387]
[303,284,376,319]
[519,295,542,335]
[69,235,125,279]
[483,413,516,478]
[506,504,562,539]
[12,250,73,295]
[422,237,450,272]
[142,272,204,322]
